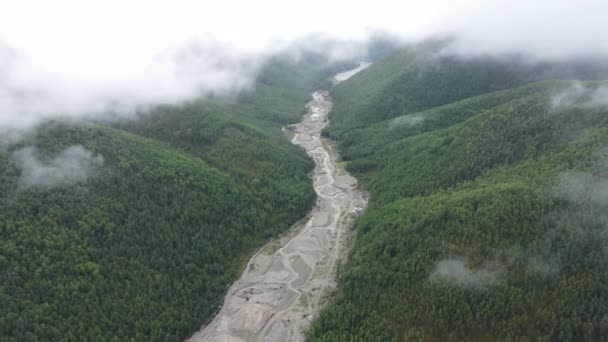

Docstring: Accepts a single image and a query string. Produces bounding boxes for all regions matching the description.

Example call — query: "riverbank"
[188,79,368,342]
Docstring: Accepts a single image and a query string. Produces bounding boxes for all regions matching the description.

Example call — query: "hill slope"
[309,47,608,341]
[325,40,608,139]
[0,52,352,341]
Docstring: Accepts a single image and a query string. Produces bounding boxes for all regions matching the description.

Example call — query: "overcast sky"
[1,0,607,133]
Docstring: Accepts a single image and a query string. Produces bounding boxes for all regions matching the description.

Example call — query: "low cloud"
[1,1,608,138]
[429,257,500,288]
[13,145,104,190]
[389,113,425,130]
[0,39,261,135]
[546,172,608,240]
[586,87,608,108]
[550,82,586,110]
[551,82,608,111]
[553,172,608,208]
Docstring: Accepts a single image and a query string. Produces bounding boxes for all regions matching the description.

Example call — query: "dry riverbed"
[188,69,368,342]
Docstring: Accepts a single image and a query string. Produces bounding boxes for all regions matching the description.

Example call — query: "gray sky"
[1,0,607,133]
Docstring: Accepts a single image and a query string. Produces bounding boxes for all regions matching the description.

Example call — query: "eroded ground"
[188,86,368,342]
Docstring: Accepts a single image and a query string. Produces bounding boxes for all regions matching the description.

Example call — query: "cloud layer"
[0,39,261,132]
[13,145,104,189]
[551,82,608,111]
[1,0,607,134]
[429,257,500,288]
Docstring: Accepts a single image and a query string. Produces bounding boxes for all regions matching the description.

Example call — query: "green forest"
[0,53,355,341]
[309,43,608,341]
[4,34,608,342]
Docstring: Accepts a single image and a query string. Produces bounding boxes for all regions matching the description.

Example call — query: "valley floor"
[188,88,368,341]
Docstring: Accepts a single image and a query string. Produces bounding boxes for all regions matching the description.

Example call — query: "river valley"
[188,66,368,342]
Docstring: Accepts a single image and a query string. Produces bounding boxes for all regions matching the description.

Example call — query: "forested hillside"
[325,40,608,139]
[309,44,608,341]
[0,52,353,341]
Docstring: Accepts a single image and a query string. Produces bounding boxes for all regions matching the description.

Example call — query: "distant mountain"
[326,39,608,139]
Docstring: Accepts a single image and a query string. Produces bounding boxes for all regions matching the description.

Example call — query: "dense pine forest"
[0,52,355,341]
[4,33,608,342]
[309,42,608,341]
[2,1,607,341]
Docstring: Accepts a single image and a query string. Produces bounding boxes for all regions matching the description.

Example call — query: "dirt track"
[188,69,368,342]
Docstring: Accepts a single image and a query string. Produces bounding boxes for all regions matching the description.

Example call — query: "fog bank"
[13,145,104,189]
[1,1,607,134]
